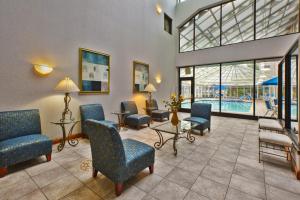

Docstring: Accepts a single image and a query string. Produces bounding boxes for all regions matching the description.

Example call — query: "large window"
[179,0,299,52]
[221,61,254,115]
[291,55,298,120]
[178,58,282,118]
[195,7,221,50]
[194,65,220,111]
[222,0,255,45]
[255,58,280,117]
[256,0,299,39]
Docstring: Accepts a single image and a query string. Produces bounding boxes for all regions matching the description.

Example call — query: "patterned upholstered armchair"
[85,119,155,196]
[183,103,212,135]
[121,101,150,129]
[0,109,52,177]
[146,99,170,121]
[80,104,118,135]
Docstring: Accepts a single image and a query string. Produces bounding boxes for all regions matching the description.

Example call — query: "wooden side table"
[51,120,80,151]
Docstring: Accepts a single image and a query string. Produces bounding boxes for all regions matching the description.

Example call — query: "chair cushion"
[259,132,292,147]
[0,134,52,167]
[184,117,208,124]
[258,119,283,131]
[125,114,150,126]
[152,110,169,114]
[123,139,155,169]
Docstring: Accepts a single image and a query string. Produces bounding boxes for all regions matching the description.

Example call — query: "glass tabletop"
[151,121,196,135]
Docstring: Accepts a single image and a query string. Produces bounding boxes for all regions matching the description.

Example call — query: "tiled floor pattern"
[1,114,300,200]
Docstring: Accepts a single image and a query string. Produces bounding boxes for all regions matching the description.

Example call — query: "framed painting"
[79,48,110,94]
[133,61,149,93]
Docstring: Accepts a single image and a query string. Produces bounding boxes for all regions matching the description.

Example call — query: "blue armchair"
[80,104,118,135]
[0,109,52,177]
[121,101,150,129]
[85,119,155,196]
[183,103,211,135]
[146,99,170,121]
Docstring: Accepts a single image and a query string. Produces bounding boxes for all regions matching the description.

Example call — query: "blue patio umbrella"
[262,77,278,86]
[213,85,227,90]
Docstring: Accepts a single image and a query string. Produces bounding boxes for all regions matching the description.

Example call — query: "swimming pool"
[181,99,252,113]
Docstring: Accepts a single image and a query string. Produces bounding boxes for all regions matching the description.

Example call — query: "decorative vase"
[171,110,179,126]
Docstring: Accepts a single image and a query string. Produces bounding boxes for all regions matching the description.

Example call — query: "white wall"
[0,0,177,139]
[176,34,300,66]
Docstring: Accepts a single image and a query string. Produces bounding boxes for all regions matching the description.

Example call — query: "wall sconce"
[155,75,162,84]
[33,64,53,77]
[156,4,162,15]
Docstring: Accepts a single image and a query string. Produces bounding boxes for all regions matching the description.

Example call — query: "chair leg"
[148,123,150,127]
[0,167,8,178]
[149,164,154,174]
[46,153,52,162]
[115,183,123,196]
[200,130,204,136]
[92,168,98,178]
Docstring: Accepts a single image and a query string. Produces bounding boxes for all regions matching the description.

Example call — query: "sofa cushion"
[125,114,150,126]
[0,134,52,167]
[0,109,41,141]
[259,132,292,147]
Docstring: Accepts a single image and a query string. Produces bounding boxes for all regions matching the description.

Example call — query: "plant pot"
[171,111,179,126]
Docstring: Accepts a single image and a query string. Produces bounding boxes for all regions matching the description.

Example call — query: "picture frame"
[79,48,110,94]
[133,61,149,93]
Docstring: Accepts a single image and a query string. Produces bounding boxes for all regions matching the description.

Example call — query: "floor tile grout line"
[224,128,248,200]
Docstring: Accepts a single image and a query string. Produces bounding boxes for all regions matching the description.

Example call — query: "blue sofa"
[86,119,155,196]
[183,103,211,135]
[121,101,151,129]
[80,104,118,135]
[0,109,52,177]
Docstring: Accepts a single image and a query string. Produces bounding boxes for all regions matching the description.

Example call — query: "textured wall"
[0,0,177,139]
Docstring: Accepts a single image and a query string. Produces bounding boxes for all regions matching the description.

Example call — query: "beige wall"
[0,0,177,139]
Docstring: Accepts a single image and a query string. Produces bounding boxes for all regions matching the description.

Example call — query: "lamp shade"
[144,83,157,93]
[55,77,80,93]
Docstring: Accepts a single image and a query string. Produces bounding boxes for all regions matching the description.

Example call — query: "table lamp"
[144,83,157,106]
[55,77,80,122]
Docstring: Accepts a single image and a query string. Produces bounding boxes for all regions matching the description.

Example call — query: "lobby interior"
[1,0,300,200]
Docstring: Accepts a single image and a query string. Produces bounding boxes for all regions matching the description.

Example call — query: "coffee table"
[151,121,196,156]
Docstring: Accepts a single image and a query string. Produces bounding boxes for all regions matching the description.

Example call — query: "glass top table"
[151,121,196,156]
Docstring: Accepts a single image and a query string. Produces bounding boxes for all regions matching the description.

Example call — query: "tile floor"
[1,115,300,200]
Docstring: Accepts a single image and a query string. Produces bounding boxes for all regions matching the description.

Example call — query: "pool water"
[181,99,252,113]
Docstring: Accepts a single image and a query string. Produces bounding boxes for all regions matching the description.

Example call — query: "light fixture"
[144,83,157,106]
[55,77,80,122]
[33,64,53,76]
[155,75,162,84]
[156,4,162,15]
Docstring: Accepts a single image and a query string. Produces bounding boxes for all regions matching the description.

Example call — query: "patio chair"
[258,118,284,133]
[264,100,277,117]
[146,99,170,121]
[85,119,155,196]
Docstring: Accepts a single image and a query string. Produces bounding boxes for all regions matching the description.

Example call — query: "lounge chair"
[183,103,211,135]
[146,99,170,121]
[80,104,118,135]
[121,101,151,129]
[85,120,155,196]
